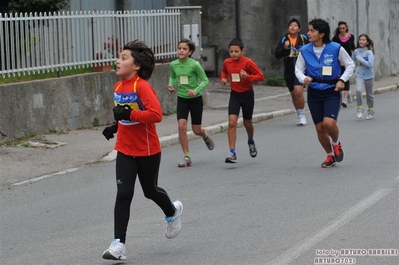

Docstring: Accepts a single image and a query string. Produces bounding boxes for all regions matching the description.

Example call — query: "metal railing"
[0,10,181,77]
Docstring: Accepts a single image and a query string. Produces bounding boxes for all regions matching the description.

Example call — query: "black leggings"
[114,151,174,243]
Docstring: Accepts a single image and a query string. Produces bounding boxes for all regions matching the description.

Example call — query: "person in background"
[332,21,356,108]
[352,34,375,120]
[275,18,309,125]
[168,38,214,168]
[101,40,183,261]
[221,38,265,163]
[295,19,355,168]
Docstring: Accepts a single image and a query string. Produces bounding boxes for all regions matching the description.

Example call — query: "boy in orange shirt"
[101,40,183,261]
[220,38,265,163]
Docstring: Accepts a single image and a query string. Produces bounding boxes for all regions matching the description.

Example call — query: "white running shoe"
[357,109,363,119]
[366,114,373,120]
[203,129,215,150]
[297,114,307,126]
[164,201,183,239]
[178,157,192,167]
[248,143,257,157]
[341,98,348,108]
[225,152,237,163]
[102,239,126,260]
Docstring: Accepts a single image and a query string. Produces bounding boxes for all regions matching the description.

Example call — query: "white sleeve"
[339,47,355,82]
[295,52,307,84]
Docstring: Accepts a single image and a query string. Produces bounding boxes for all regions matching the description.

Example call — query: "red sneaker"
[321,155,337,168]
[333,142,344,162]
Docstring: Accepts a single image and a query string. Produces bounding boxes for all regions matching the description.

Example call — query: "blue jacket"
[352,48,374,80]
[300,42,341,90]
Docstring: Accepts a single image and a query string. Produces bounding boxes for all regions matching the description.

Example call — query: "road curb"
[101,109,295,162]
[94,85,399,163]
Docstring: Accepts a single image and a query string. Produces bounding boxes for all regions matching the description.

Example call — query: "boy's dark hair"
[123,40,155,80]
[309,18,331,44]
[287,18,301,28]
[228,38,244,50]
[179,38,196,57]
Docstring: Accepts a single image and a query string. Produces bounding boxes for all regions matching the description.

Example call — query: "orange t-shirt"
[288,36,297,46]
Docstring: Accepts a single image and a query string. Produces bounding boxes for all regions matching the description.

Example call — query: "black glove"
[113,105,132,121]
[102,122,118,140]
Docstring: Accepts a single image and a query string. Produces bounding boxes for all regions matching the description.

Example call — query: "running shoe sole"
[321,162,337,168]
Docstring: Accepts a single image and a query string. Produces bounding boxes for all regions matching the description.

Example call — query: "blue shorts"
[176,96,203,125]
[284,74,303,92]
[307,88,342,124]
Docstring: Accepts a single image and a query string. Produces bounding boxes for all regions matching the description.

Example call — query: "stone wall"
[167,0,398,79]
[0,64,176,139]
[307,0,399,77]
[2,0,398,138]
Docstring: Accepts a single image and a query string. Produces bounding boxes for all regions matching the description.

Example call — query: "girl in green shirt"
[168,38,214,167]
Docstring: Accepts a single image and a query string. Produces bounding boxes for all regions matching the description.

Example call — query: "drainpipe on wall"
[236,0,241,39]
[356,0,359,38]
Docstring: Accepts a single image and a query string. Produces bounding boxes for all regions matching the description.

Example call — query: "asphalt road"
[1,91,398,265]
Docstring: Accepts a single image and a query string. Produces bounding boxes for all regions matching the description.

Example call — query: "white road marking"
[267,187,395,265]
[11,167,80,186]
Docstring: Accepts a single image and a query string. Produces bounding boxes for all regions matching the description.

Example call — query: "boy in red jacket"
[220,38,265,163]
[101,40,183,261]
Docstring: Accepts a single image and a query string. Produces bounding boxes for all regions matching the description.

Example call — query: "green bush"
[266,76,285,86]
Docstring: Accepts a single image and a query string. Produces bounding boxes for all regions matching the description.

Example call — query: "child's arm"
[245,60,264,82]
[274,36,290,59]
[351,49,357,63]
[220,61,228,85]
[130,83,163,124]
[356,50,374,68]
[193,63,209,94]
[167,64,177,92]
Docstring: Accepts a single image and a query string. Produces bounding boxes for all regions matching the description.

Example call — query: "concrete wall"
[307,0,399,78]
[2,0,398,138]
[0,64,176,139]
[167,0,398,79]
[167,0,309,79]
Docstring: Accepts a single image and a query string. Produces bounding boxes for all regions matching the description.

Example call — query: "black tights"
[114,152,175,243]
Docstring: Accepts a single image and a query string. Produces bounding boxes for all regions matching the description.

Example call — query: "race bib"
[180,76,189,84]
[231,73,240,82]
[322,66,332,76]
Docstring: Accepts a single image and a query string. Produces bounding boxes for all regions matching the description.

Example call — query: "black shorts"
[228,89,254,120]
[284,74,303,92]
[176,96,203,125]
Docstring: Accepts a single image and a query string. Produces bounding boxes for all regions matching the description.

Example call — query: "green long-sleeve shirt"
[168,58,209,98]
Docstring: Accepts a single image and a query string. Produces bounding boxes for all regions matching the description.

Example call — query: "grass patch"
[0,133,39,147]
[93,117,100,127]
[0,65,109,85]
[48,129,68,135]
[266,76,285,86]
[163,110,176,116]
